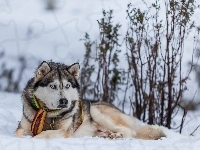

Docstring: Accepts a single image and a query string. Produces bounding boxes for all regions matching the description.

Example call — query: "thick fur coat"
[16,61,165,140]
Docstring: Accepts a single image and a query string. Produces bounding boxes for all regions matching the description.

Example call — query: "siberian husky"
[15,61,165,140]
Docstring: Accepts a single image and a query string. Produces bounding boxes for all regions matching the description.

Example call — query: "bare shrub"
[125,0,199,129]
[80,10,123,103]
[80,0,200,131]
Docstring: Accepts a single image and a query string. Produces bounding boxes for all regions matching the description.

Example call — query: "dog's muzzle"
[58,98,68,108]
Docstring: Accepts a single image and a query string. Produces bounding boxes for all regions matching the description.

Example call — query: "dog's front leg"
[33,128,73,139]
[15,116,32,137]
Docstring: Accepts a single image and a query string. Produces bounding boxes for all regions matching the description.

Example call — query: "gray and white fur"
[16,61,165,140]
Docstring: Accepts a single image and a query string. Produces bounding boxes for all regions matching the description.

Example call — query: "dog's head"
[32,61,80,110]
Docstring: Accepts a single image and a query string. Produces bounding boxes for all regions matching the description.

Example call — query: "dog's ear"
[67,63,80,80]
[35,61,51,82]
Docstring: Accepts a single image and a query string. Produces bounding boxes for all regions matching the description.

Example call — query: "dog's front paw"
[33,130,66,139]
[33,131,49,139]
[15,129,25,138]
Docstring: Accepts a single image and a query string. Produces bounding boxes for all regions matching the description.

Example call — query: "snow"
[1,0,200,149]
[0,0,147,64]
[1,0,200,96]
[0,92,200,150]
[1,0,200,98]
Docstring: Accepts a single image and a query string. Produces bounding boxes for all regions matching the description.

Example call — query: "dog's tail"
[135,125,166,140]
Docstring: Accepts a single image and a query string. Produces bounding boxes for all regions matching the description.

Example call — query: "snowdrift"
[0,92,199,150]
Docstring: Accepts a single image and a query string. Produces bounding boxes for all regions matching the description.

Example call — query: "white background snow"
[0,0,200,149]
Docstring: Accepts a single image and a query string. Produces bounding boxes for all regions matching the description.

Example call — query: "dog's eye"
[50,84,57,89]
[65,84,70,89]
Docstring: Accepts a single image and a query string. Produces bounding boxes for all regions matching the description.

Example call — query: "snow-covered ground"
[0,92,200,150]
[1,0,200,149]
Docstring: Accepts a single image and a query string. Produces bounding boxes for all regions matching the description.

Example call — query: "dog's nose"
[58,98,68,108]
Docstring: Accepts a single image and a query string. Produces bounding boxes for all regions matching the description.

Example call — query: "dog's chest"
[43,118,62,130]
[42,116,74,131]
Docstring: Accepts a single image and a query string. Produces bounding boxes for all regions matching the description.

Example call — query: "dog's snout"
[58,98,68,108]
[59,98,68,105]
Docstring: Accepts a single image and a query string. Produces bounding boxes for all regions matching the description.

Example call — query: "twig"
[190,125,200,136]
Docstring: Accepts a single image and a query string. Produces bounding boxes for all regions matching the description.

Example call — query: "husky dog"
[15,61,165,140]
